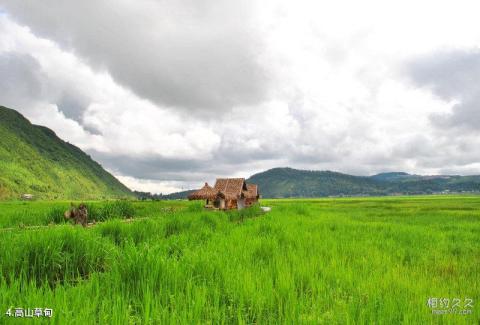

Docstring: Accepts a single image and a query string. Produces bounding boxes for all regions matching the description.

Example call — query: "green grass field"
[0,196,479,324]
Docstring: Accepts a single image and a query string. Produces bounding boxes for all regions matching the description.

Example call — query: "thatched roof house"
[188,183,219,200]
[188,178,259,210]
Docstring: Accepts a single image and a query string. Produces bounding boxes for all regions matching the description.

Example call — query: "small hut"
[188,178,259,210]
[21,193,34,200]
[187,183,219,209]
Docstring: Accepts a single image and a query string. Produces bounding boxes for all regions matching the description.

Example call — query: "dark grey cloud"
[88,150,251,183]
[213,143,287,165]
[0,52,44,108]
[406,49,480,131]
[0,0,270,112]
[56,92,101,134]
[56,93,87,124]
[0,51,99,134]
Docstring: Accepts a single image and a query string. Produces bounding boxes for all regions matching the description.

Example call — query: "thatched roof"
[188,183,218,200]
[244,184,258,199]
[189,178,259,201]
[214,178,247,200]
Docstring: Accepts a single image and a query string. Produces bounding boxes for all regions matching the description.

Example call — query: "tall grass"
[0,196,479,323]
[87,200,136,222]
[0,226,113,288]
[0,200,137,228]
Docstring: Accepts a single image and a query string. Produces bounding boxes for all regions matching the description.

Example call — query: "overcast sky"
[1,1,480,193]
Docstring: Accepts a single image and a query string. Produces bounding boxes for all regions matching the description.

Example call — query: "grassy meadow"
[0,196,479,324]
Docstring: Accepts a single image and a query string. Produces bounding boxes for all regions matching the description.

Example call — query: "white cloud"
[115,176,191,195]
[1,1,480,193]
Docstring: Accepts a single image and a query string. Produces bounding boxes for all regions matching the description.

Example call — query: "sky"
[1,0,480,193]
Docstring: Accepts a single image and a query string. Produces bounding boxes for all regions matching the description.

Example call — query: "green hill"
[156,167,480,199]
[248,168,480,198]
[0,106,132,200]
[247,168,383,198]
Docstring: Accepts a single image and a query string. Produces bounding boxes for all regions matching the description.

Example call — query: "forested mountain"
[0,106,132,200]
[247,168,480,198]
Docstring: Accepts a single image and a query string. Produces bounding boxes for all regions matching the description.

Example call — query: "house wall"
[237,198,245,210]
[212,198,226,209]
[245,198,258,206]
[225,199,237,210]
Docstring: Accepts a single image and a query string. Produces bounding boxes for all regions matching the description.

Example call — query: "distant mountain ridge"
[0,106,133,200]
[248,168,480,198]
[369,172,412,181]
[160,167,480,199]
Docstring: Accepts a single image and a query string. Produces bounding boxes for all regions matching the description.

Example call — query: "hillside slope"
[0,106,132,200]
[248,168,480,198]
[246,168,379,197]
[247,168,383,198]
